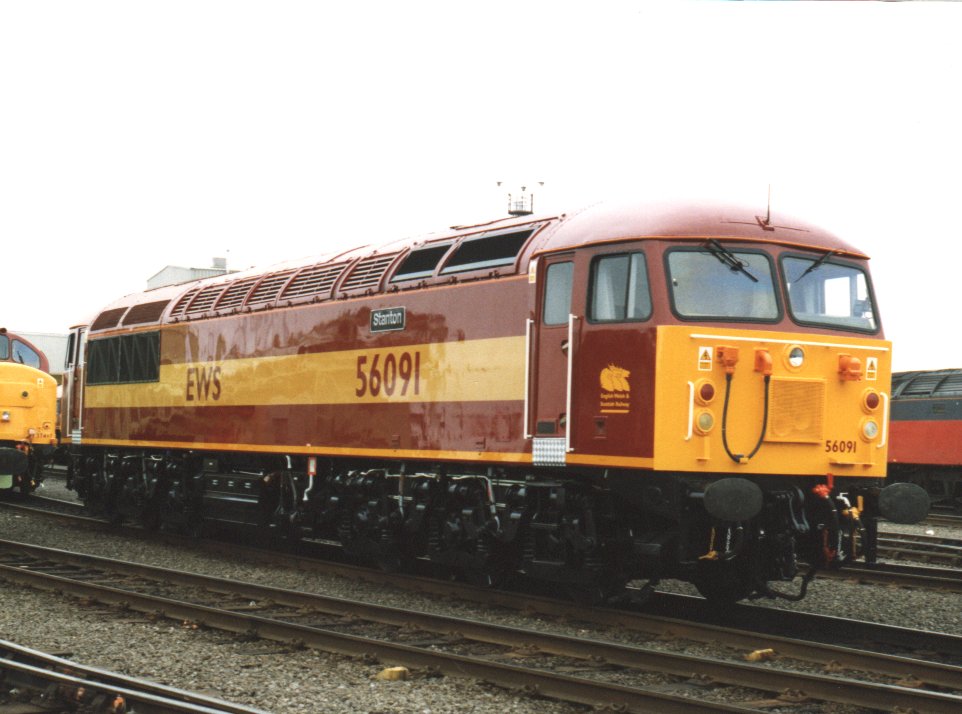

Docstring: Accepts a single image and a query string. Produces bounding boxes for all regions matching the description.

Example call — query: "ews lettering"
[186,365,222,401]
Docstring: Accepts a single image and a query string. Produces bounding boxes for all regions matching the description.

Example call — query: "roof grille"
[282,262,348,300]
[900,375,943,397]
[935,374,962,397]
[215,278,259,311]
[246,271,296,306]
[341,255,396,292]
[894,370,962,398]
[169,287,202,319]
[90,307,128,332]
[186,284,227,314]
[122,300,170,326]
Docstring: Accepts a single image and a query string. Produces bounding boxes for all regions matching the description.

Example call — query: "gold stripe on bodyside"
[84,336,525,409]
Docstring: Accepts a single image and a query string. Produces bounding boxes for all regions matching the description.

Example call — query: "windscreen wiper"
[704,239,758,283]
[796,250,839,281]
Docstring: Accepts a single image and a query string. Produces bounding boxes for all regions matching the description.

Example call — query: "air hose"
[721,372,771,464]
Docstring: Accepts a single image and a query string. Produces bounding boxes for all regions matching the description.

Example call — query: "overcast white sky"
[2,1,960,371]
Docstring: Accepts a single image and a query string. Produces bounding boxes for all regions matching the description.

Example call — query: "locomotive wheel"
[692,558,754,603]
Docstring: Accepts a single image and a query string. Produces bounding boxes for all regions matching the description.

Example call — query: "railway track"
[2,538,962,713]
[877,531,962,567]
[12,489,962,596]
[0,638,266,714]
[924,511,962,528]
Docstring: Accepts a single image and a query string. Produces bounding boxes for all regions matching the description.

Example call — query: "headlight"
[787,346,805,369]
[862,419,880,440]
[695,410,715,434]
[1,411,9,422]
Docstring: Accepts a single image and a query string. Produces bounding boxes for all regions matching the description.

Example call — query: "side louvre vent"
[341,255,397,292]
[246,271,296,306]
[169,287,202,319]
[122,300,170,326]
[282,262,348,300]
[215,278,259,311]
[185,284,226,315]
[90,307,128,332]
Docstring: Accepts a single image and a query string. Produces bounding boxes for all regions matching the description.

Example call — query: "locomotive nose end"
[703,477,764,522]
[878,482,930,525]
[0,447,28,476]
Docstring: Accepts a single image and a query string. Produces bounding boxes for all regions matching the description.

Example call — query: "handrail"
[566,314,579,453]
[523,318,533,439]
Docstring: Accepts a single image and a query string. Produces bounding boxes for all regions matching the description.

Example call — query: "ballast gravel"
[1,479,960,713]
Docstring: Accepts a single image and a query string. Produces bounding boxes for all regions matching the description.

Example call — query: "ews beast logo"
[599,364,630,415]
[599,364,630,392]
[186,364,222,401]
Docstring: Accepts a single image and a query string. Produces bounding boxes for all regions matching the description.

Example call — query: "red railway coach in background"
[60,199,927,603]
[888,369,962,511]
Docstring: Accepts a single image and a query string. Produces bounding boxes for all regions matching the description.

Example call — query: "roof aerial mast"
[497,180,544,216]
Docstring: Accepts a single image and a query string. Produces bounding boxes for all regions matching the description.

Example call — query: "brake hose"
[721,372,771,464]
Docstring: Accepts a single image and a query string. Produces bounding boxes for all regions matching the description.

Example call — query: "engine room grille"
[766,377,825,443]
[341,254,397,292]
[185,284,226,314]
[282,262,348,300]
[90,307,128,332]
[169,287,201,319]
[215,278,258,311]
[246,271,295,306]
[122,300,170,326]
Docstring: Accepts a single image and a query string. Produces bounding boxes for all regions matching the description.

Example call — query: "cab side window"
[590,253,651,322]
[0,335,8,361]
[543,262,573,325]
[11,340,41,369]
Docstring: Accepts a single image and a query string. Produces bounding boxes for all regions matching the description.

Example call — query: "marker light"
[863,390,881,412]
[862,419,880,440]
[788,346,805,368]
[695,380,716,405]
[695,410,715,434]
[1,411,9,422]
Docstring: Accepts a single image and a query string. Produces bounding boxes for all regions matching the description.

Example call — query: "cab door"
[574,249,656,462]
[59,326,87,444]
[530,254,578,465]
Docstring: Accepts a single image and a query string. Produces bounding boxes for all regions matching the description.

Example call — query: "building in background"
[148,257,232,290]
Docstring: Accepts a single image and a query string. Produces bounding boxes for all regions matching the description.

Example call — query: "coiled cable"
[721,372,771,464]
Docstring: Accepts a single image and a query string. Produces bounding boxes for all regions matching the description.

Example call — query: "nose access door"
[530,256,576,466]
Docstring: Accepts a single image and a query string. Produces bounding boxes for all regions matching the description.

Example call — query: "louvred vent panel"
[341,255,396,292]
[215,278,259,311]
[282,263,348,300]
[246,271,296,305]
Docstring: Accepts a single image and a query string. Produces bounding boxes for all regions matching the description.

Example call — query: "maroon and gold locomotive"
[61,199,927,602]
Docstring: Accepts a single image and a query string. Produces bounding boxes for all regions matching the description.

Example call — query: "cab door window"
[543,261,574,325]
[589,253,652,322]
